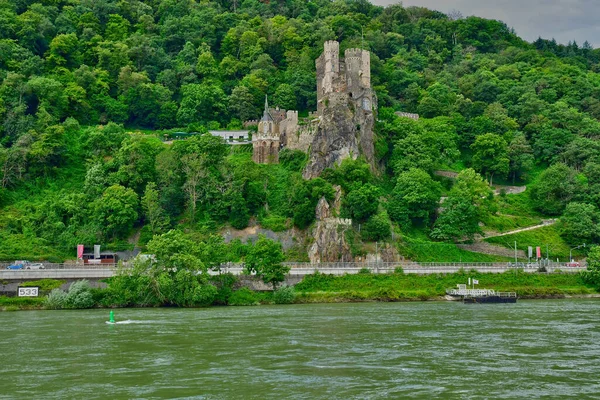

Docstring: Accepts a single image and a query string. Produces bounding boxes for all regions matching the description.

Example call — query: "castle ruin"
[251,41,376,178]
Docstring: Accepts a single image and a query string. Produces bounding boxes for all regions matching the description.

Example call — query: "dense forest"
[1,0,600,262]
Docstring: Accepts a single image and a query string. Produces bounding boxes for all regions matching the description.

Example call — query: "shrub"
[46,289,68,309]
[64,280,95,309]
[228,288,260,306]
[358,267,371,274]
[394,267,404,275]
[273,285,296,304]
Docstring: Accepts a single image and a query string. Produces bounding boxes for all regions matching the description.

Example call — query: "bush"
[273,285,296,304]
[65,280,95,309]
[46,289,68,309]
[358,267,371,274]
[228,288,260,306]
[45,280,95,309]
[361,213,391,241]
[394,267,404,275]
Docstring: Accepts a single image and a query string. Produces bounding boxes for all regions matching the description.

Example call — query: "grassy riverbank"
[293,271,597,303]
[1,271,597,311]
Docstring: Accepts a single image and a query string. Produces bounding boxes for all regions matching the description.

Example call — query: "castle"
[252,41,375,174]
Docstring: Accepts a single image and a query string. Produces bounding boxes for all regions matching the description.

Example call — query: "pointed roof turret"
[261,95,273,122]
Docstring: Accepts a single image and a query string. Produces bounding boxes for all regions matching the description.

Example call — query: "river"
[1,300,599,399]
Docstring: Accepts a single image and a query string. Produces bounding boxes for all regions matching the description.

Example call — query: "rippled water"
[1,300,600,399]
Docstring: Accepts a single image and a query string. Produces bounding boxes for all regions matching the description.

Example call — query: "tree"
[582,246,600,290]
[431,196,482,241]
[245,235,288,289]
[507,133,534,183]
[142,182,170,236]
[470,133,509,185]
[181,153,206,221]
[388,168,442,227]
[94,185,139,239]
[431,169,493,241]
[272,83,296,110]
[229,85,258,122]
[343,184,380,222]
[361,212,392,241]
[529,163,582,215]
[557,203,600,245]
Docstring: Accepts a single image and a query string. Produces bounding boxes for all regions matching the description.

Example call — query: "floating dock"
[446,284,517,304]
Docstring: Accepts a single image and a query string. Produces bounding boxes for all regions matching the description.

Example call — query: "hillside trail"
[481,219,558,240]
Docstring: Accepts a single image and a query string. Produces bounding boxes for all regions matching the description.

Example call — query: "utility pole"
[514,241,518,275]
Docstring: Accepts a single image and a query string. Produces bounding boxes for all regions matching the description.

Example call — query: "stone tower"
[304,41,376,179]
[315,41,374,116]
[252,96,280,164]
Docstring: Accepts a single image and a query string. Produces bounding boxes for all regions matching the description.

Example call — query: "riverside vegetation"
[1,1,600,264]
[2,244,600,311]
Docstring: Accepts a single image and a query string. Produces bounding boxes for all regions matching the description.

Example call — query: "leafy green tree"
[507,133,534,183]
[470,133,509,185]
[361,212,392,241]
[229,85,258,122]
[431,196,482,241]
[581,246,600,290]
[142,182,170,236]
[529,163,582,215]
[177,82,227,125]
[94,185,139,239]
[272,83,296,110]
[245,235,289,289]
[388,168,442,227]
[557,203,600,245]
[343,184,380,222]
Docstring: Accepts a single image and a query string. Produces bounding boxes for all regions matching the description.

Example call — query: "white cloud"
[370,0,599,47]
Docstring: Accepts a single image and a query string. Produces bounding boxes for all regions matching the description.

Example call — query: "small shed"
[82,252,118,265]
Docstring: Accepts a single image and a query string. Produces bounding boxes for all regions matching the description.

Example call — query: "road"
[0,263,585,280]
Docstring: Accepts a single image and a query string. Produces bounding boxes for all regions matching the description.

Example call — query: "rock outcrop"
[308,188,353,263]
[302,96,375,179]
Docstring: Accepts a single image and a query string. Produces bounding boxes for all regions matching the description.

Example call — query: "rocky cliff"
[308,188,353,263]
[302,94,375,179]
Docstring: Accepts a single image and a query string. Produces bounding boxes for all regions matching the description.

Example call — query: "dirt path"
[483,219,557,239]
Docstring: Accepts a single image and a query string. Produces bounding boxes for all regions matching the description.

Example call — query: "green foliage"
[388,168,442,227]
[295,270,594,301]
[529,163,582,215]
[485,225,577,260]
[45,280,94,309]
[581,246,600,289]
[361,212,392,242]
[273,285,296,304]
[245,235,289,289]
[228,288,261,306]
[557,203,600,245]
[2,0,600,263]
[20,279,65,291]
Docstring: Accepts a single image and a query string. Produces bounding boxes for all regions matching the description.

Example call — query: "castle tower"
[253,96,280,164]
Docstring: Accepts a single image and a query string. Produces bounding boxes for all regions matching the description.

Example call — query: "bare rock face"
[308,196,353,263]
[303,96,375,179]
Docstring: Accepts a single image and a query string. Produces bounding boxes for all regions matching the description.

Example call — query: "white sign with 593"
[18,287,39,297]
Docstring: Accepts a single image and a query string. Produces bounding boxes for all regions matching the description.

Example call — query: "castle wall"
[286,120,318,153]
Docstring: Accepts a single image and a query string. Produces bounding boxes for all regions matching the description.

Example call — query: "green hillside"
[1,0,599,261]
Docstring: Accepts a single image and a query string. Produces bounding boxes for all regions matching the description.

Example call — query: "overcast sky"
[370,0,599,47]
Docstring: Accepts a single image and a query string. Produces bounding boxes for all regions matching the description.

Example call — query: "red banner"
[536,246,541,259]
[77,244,84,259]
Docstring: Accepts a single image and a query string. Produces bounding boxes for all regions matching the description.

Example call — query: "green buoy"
[109,310,115,324]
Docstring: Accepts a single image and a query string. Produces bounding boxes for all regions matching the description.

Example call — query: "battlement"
[286,110,298,120]
[323,40,340,55]
[344,48,365,59]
